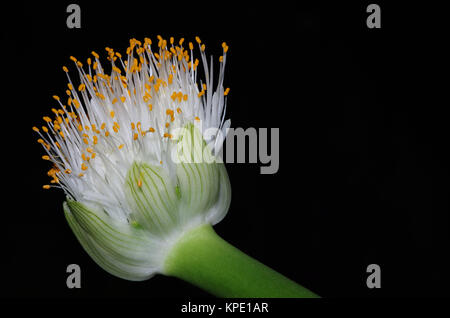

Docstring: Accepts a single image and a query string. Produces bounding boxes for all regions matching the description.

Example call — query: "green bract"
[64,124,231,280]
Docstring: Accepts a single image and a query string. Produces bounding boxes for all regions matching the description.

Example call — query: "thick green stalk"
[164,224,319,298]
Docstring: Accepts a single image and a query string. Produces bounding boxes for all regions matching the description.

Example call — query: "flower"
[33,36,232,280]
[32,36,319,298]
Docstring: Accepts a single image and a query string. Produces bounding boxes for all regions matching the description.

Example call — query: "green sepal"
[64,199,164,281]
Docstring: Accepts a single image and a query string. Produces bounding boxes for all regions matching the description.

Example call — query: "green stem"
[164,224,319,298]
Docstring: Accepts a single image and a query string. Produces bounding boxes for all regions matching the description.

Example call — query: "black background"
[1,0,449,304]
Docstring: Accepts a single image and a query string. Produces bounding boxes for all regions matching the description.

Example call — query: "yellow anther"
[133,133,138,140]
[78,83,85,92]
[195,36,201,44]
[179,38,185,46]
[137,179,142,187]
[224,87,230,96]
[118,144,124,149]
[42,155,50,160]
[149,127,155,133]
[165,122,170,128]
[141,93,150,103]
[195,116,200,121]
[93,135,98,144]
[168,74,173,84]
[43,116,52,123]
[73,99,80,108]
[47,168,57,176]
[86,147,93,153]
[67,83,73,90]
[120,96,126,103]
[53,95,60,101]
[219,56,223,62]
[183,94,188,101]
[148,104,153,111]
[201,44,205,52]
[32,126,39,132]
[110,111,115,118]
[83,138,89,145]
[91,51,99,59]
[62,66,69,72]
[116,52,122,58]
[170,37,174,44]
[70,56,77,62]
[76,61,83,68]
[105,131,110,137]
[177,91,183,102]
[65,169,72,174]
[43,185,51,189]
[177,107,182,114]
[78,173,84,177]
[112,66,121,74]
[189,42,194,50]
[81,163,88,171]
[59,131,65,138]
[42,126,49,133]
[87,57,91,65]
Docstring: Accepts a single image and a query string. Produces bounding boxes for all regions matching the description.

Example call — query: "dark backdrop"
[1,1,449,302]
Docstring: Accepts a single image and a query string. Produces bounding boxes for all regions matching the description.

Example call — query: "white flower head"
[33,36,231,280]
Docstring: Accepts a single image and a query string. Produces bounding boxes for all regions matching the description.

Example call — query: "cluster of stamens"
[33,36,230,198]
